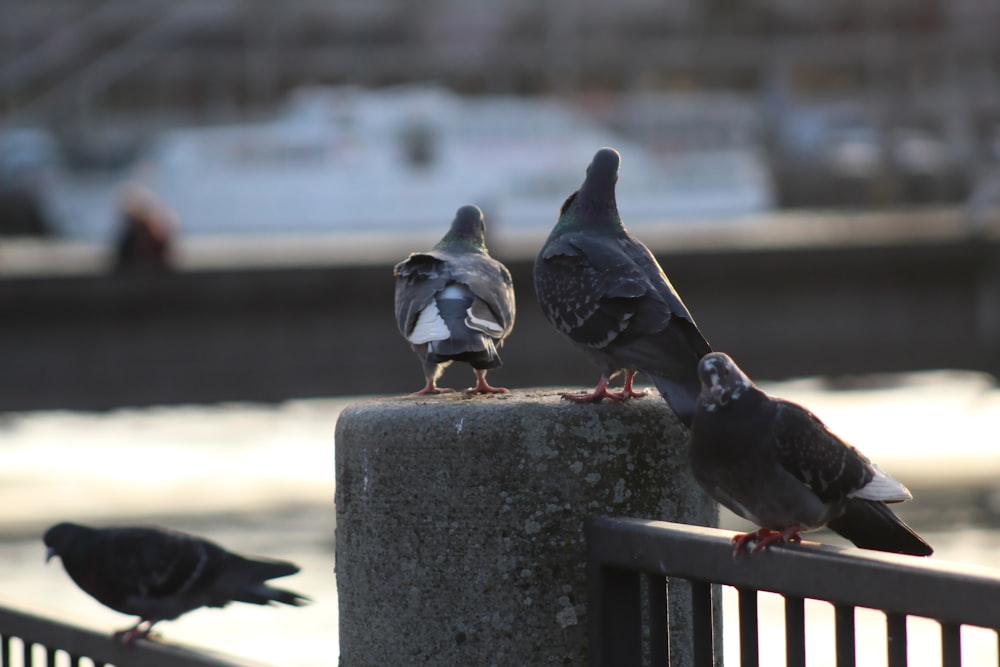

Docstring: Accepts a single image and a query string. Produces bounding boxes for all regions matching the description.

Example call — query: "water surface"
[1,372,998,666]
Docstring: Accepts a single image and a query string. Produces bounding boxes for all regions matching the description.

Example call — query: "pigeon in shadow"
[533,147,711,424]
[395,204,516,395]
[689,352,933,556]
[43,521,309,645]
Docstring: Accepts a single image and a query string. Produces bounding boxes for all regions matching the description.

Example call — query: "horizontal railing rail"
[0,604,265,667]
[586,517,1000,667]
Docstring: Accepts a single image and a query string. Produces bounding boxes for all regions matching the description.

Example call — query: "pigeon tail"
[647,372,700,428]
[426,297,501,369]
[427,338,501,369]
[827,499,933,556]
[228,582,310,607]
[226,554,300,582]
[215,556,310,607]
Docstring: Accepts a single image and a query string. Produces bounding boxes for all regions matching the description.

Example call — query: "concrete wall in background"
[2,235,999,411]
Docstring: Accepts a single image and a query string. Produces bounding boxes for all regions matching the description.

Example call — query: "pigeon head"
[556,147,623,231]
[697,352,752,410]
[44,521,93,562]
[436,205,488,253]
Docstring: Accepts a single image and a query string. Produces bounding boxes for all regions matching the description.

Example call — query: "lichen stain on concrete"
[613,478,630,504]
[555,596,579,628]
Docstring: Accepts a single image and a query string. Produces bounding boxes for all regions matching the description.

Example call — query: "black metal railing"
[0,604,264,667]
[586,517,1000,667]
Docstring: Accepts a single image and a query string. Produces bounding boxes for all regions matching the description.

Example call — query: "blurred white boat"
[55,85,775,238]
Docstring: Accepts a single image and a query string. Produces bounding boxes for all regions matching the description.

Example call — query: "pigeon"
[689,352,933,557]
[394,204,516,395]
[43,521,309,645]
[533,147,711,424]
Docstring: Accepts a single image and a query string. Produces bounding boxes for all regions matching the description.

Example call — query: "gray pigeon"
[690,352,933,556]
[43,521,309,645]
[395,204,516,394]
[533,147,711,424]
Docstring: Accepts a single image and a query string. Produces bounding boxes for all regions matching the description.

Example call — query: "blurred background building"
[2,0,1000,232]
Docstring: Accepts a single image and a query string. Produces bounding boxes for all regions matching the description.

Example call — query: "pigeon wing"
[447,252,516,340]
[102,528,220,599]
[770,401,876,505]
[394,252,451,339]
[618,236,707,340]
[536,234,662,347]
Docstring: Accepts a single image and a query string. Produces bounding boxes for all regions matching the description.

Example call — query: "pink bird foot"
[112,621,156,646]
[562,376,621,403]
[612,370,647,400]
[732,526,804,556]
[410,380,455,396]
[466,370,509,394]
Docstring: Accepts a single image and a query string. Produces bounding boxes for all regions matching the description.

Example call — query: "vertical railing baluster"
[738,587,759,667]
[1,633,9,667]
[590,566,642,667]
[886,613,907,667]
[784,596,806,667]
[941,622,961,667]
[690,580,715,667]
[645,574,668,666]
[835,604,856,667]
[23,639,33,667]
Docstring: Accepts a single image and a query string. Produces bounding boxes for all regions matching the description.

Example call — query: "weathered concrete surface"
[334,389,717,666]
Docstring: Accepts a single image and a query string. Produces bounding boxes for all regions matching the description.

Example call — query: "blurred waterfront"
[1,372,999,666]
[2,2,1000,665]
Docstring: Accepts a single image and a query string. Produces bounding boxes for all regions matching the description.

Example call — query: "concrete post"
[335,389,718,666]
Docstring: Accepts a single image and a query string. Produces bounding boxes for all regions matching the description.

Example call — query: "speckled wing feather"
[537,233,708,369]
[768,402,932,555]
[536,234,652,345]
[770,402,875,505]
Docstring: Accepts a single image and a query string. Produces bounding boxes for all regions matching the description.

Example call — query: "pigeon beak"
[45,547,56,563]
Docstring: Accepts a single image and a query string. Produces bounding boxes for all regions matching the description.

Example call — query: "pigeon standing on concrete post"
[43,522,309,645]
[689,352,933,556]
[533,147,711,425]
[395,204,516,395]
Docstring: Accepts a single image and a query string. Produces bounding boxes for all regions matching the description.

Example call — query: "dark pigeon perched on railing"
[43,522,309,645]
[533,147,711,425]
[394,204,516,395]
[689,352,933,557]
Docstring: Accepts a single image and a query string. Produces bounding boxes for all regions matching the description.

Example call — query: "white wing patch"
[408,302,450,344]
[850,464,912,503]
[466,305,504,336]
